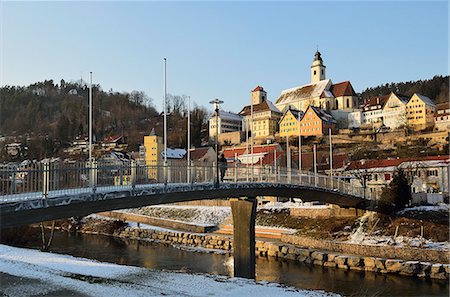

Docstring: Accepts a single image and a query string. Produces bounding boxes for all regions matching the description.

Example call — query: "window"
[427,170,438,176]
[384,173,391,181]
[321,69,324,75]
[346,98,350,108]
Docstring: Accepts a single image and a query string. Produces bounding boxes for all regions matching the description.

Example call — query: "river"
[8,230,448,297]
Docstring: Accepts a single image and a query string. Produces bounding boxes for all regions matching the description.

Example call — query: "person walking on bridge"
[219,154,228,182]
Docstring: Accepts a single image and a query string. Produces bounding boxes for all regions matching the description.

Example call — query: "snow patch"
[0,244,339,297]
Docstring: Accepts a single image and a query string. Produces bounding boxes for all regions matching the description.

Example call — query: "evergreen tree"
[381,168,412,210]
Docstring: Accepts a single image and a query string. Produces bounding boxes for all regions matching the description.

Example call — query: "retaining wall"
[115,227,449,280]
[98,211,215,233]
[281,234,449,264]
[290,206,365,218]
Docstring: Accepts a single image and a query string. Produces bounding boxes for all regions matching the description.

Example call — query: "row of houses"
[208,51,448,144]
[347,92,447,131]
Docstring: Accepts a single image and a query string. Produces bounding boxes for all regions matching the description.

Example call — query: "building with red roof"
[345,155,449,203]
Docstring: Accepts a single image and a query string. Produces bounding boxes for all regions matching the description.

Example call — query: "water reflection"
[14,231,449,297]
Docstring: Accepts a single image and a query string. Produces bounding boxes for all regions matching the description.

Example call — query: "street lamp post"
[298,111,302,174]
[210,99,223,186]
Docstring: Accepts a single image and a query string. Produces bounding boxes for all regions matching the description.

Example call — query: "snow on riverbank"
[123,205,232,226]
[261,201,330,210]
[347,234,450,250]
[0,244,338,297]
[397,204,450,214]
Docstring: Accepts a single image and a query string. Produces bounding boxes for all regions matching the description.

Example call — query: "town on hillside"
[1,51,449,207]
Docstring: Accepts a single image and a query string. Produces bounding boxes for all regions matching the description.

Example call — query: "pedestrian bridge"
[0,161,396,279]
[1,161,389,229]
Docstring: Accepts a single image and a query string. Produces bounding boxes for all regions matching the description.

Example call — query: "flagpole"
[187,95,191,183]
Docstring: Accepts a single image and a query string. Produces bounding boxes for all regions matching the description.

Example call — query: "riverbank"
[0,244,336,297]
[44,215,449,281]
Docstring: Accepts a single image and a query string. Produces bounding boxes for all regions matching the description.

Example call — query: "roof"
[162,148,187,159]
[222,144,281,166]
[413,93,435,106]
[275,79,331,106]
[302,106,337,124]
[317,153,350,170]
[239,100,281,116]
[281,107,303,120]
[436,102,450,111]
[321,90,334,98]
[346,155,449,171]
[363,94,389,110]
[189,147,213,161]
[102,135,122,143]
[435,103,450,117]
[396,94,410,103]
[252,86,265,92]
[210,110,242,121]
[330,81,356,97]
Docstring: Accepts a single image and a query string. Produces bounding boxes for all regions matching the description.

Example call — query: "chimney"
[377,97,380,105]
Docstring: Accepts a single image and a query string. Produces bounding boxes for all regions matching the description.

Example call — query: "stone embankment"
[116,227,449,280]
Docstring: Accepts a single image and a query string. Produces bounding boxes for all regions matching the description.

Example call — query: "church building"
[274,51,359,114]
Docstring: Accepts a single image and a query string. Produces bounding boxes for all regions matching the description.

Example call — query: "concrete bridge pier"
[230,197,257,279]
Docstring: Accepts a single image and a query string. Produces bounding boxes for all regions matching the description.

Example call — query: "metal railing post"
[12,166,17,194]
[92,160,97,193]
[131,160,136,190]
[42,161,49,199]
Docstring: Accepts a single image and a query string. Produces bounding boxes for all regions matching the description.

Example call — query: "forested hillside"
[0,80,208,159]
[360,75,448,103]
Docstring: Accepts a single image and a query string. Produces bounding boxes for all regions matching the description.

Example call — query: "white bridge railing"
[0,160,377,202]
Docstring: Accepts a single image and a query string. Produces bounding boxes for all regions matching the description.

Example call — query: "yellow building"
[279,108,303,138]
[406,93,436,131]
[239,86,282,140]
[143,130,163,179]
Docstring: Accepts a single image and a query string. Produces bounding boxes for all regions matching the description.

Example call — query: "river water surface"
[13,231,449,296]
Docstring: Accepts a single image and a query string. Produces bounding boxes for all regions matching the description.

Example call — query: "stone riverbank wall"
[116,227,449,280]
[281,234,449,264]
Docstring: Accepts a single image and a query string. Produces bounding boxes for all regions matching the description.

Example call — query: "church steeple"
[311,50,326,83]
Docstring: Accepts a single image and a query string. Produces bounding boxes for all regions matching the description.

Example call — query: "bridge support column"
[230,197,256,279]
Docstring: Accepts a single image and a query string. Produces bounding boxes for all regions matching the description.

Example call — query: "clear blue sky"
[1,1,448,113]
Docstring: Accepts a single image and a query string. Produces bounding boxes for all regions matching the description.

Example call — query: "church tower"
[310,50,326,84]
